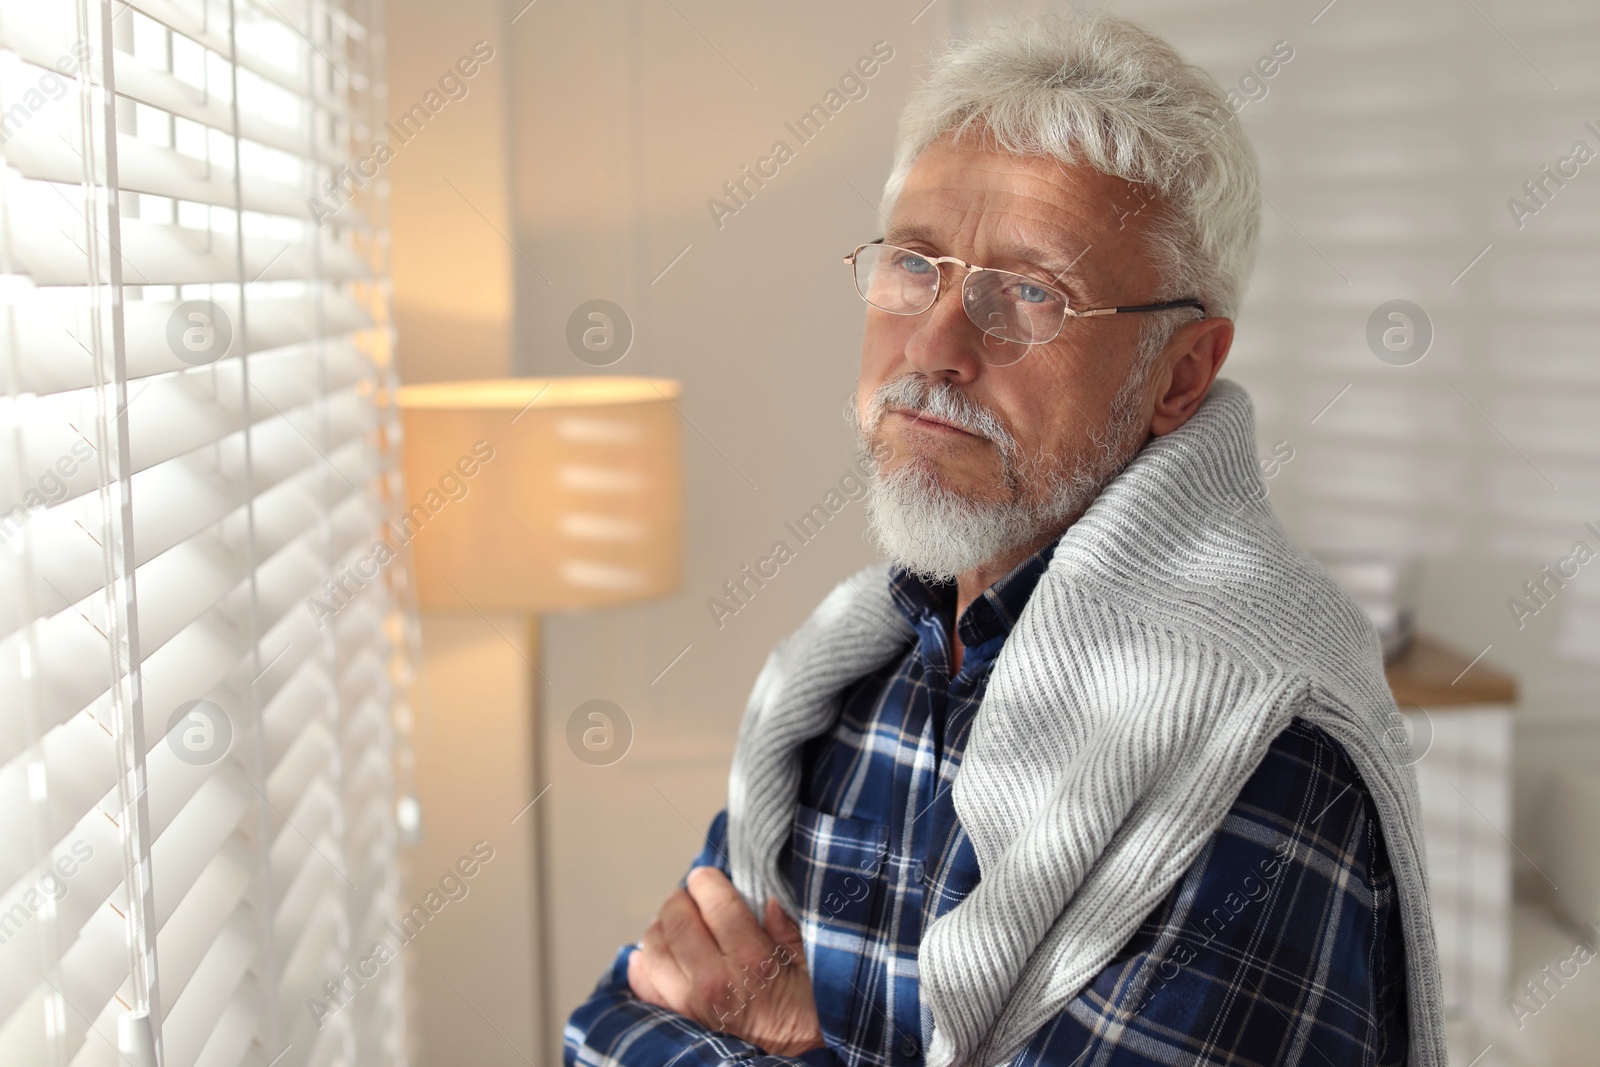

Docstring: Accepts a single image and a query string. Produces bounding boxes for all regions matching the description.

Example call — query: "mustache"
[864,376,1016,454]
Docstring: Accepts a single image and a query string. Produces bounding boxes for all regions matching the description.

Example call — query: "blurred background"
[4,0,1598,1065]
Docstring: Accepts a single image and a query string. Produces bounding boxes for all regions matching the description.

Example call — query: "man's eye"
[894,253,934,275]
[1015,283,1053,304]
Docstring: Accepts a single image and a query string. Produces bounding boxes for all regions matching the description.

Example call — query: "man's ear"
[1149,317,1234,436]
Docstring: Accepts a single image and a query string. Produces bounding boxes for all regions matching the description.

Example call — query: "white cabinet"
[1390,638,1517,1067]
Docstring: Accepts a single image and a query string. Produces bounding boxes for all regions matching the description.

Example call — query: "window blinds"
[0,0,416,1065]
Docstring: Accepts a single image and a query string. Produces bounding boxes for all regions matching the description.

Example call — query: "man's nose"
[901,273,983,382]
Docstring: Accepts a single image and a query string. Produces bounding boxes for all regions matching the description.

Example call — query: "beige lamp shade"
[397,377,684,612]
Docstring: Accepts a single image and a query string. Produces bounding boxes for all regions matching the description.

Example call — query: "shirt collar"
[887,531,1062,651]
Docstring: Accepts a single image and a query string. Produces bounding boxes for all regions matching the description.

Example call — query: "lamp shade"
[397,377,683,612]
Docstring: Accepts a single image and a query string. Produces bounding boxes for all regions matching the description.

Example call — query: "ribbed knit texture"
[725,379,1444,1067]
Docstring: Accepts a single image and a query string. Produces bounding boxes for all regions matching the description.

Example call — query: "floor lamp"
[397,376,683,1057]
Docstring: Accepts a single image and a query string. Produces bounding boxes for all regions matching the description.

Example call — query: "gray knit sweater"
[725,379,1445,1067]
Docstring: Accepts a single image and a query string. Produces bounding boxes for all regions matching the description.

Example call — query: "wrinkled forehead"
[889,134,1163,297]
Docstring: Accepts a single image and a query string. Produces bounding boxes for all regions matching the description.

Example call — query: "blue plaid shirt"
[566,538,1410,1066]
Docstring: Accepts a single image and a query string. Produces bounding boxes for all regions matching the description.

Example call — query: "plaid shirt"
[566,539,1410,1066]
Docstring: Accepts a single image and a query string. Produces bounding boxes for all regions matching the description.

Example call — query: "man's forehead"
[882,217,1091,277]
[890,140,1156,287]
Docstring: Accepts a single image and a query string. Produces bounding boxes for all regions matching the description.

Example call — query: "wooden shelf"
[1385,634,1516,709]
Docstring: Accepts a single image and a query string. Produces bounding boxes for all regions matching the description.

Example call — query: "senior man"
[566,12,1443,1067]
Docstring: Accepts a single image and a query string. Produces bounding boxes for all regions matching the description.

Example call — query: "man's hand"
[626,866,825,1057]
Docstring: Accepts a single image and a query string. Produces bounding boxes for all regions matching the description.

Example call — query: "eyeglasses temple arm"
[1069,298,1207,318]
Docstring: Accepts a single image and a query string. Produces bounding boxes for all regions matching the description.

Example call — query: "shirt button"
[902,1035,921,1058]
[910,861,925,885]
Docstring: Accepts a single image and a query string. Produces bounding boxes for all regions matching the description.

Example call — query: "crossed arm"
[563,819,839,1067]
[564,723,1405,1066]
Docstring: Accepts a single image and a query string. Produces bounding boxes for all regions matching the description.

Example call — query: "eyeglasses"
[843,239,1206,366]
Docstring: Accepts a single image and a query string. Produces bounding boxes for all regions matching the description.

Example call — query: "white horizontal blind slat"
[187,990,258,1067]
[155,839,255,1021]
[3,122,311,218]
[8,292,370,397]
[10,206,369,286]
[0,356,373,521]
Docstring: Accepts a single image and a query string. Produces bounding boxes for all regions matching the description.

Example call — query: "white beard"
[849,373,1148,583]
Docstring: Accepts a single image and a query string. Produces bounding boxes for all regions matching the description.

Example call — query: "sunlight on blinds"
[0,1,416,1065]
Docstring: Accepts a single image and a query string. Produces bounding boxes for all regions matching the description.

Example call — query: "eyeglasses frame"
[842,237,1206,346]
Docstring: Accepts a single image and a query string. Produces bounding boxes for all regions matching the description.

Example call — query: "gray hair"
[880,11,1262,358]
